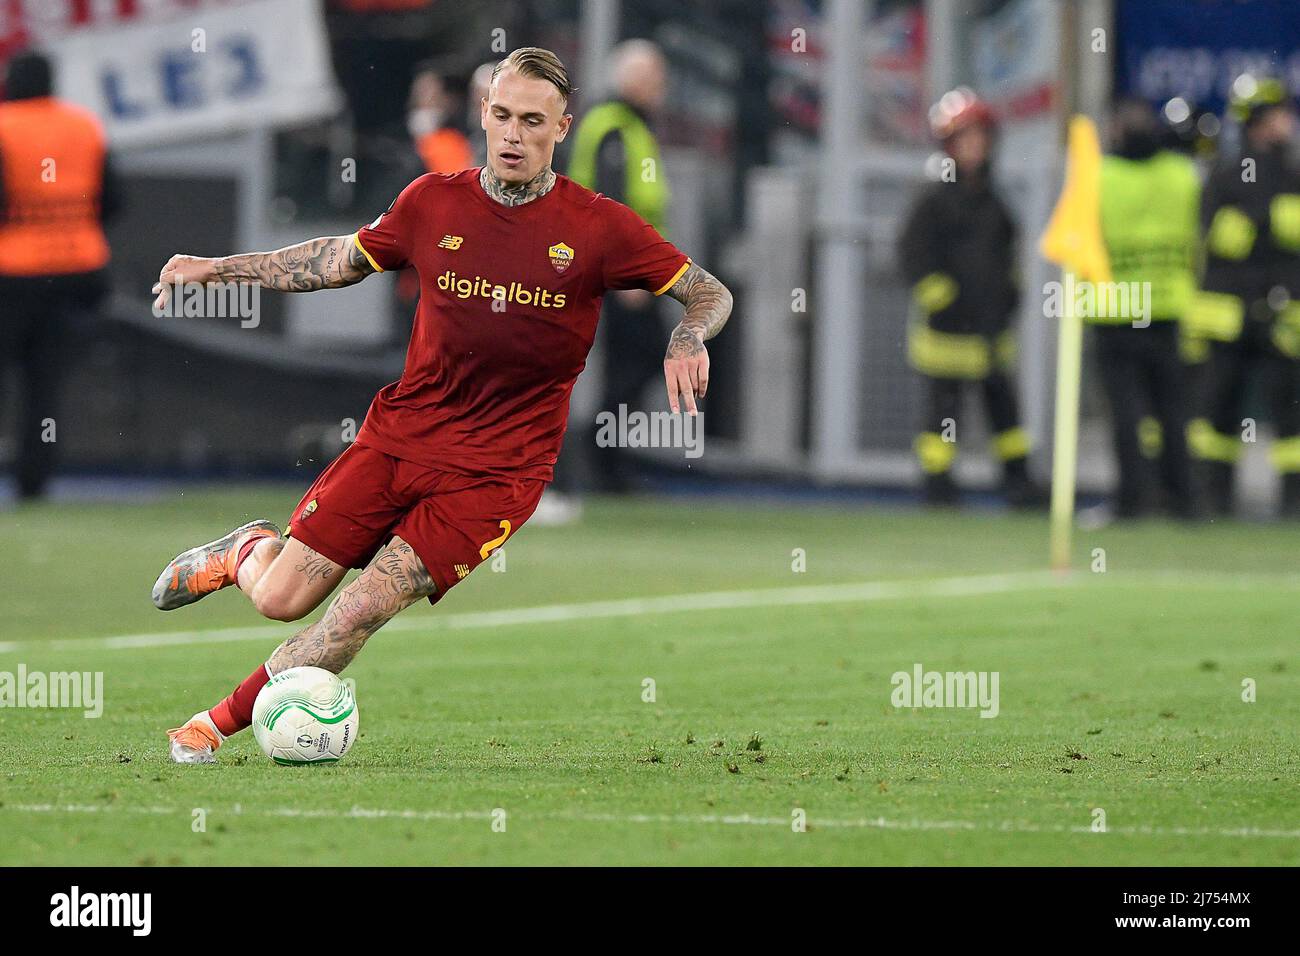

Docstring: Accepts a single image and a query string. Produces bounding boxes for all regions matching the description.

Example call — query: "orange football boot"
[151,519,280,611]
[166,712,224,764]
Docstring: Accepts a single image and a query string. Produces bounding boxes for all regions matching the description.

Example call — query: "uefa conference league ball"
[252,666,358,765]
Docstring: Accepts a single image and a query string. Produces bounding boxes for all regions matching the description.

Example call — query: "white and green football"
[251,666,358,765]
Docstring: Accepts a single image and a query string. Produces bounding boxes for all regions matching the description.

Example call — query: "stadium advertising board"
[3,0,340,147]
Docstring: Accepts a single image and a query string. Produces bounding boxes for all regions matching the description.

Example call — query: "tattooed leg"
[244,537,346,623]
[168,540,432,760]
[268,536,437,675]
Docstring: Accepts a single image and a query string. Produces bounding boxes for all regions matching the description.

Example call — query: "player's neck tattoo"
[479,165,556,207]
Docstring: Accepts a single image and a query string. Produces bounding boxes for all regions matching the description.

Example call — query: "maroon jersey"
[352,168,691,480]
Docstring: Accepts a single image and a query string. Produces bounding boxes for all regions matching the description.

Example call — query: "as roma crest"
[548,241,575,274]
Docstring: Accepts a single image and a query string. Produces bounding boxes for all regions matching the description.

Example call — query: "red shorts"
[286,442,546,603]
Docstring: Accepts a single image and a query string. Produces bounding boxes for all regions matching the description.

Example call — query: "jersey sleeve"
[598,197,691,295]
[354,177,429,272]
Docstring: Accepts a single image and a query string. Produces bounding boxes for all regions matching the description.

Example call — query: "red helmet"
[929,87,997,143]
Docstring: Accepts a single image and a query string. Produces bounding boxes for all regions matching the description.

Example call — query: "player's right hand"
[664,325,709,416]
[153,255,220,312]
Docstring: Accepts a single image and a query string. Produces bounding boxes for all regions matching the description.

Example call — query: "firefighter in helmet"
[898,88,1035,506]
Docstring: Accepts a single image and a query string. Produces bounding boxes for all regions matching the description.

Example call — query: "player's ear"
[479,96,489,131]
[555,112,573,142]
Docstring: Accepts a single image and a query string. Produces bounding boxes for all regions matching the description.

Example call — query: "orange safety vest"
[0,97,110,276]
[416,128,473,175]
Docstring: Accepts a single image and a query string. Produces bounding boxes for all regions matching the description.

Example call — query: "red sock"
[231,534,266,590]
[209,663,272,736]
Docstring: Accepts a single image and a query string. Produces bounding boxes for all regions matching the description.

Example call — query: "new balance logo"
[454,564,471,579]
[438,235,464,250]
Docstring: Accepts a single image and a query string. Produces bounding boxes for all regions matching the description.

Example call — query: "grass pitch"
[0,485,1297,866]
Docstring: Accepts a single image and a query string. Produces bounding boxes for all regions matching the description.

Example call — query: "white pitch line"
[0,571,1062,654]
[4,802,1299,840]
[5,567,1298,657]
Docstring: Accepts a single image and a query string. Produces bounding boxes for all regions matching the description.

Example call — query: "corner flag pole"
[1040,115,1110,573]
[1049,272,1083,572]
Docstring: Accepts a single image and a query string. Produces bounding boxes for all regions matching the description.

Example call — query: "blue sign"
[1116,0,1300,113]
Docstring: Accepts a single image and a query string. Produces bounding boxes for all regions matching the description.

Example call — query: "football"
[251,667,358,765]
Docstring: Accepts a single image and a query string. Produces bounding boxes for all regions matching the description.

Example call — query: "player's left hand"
[664,325,709,415]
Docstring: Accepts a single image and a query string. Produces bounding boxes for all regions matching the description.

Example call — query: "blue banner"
[1116,0,1300,113]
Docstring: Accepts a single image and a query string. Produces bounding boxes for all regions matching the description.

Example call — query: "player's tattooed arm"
[664,262,732,354]
[152,236,375,309]
[661,262,733,414]
[269,539,436,674]
[211,235,376,291]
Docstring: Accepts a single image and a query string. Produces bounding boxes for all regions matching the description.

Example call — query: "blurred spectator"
[1161,96,1221,170]
[395,63,473,314]
[407,64,473,174]
[1186,75,1300,517]
[0,51,118,501]
[898,88,1036,508]
[467,61,496,168]
[1090,97,1200,521]
[565,39,671,496]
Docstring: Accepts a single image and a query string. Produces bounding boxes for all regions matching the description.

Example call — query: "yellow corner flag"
[1039,116,1111,572]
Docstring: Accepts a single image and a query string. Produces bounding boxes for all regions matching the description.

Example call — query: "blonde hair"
[490,47,575,102]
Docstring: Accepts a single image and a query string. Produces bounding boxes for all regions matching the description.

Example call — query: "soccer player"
[152,48,732,763]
